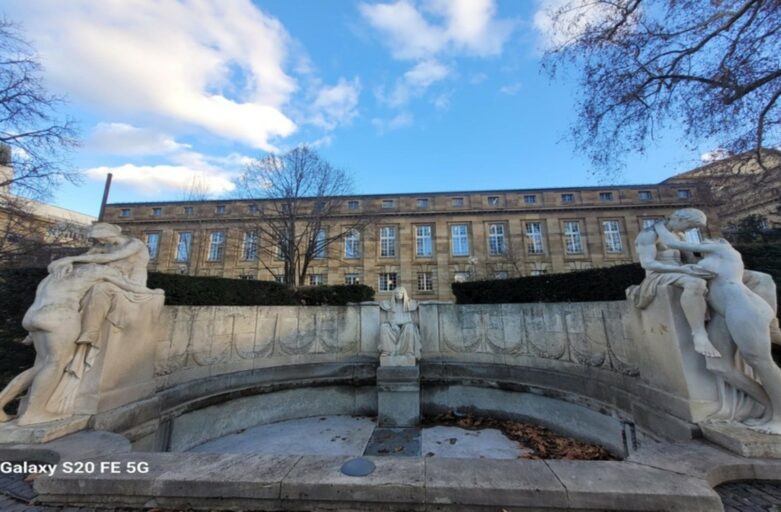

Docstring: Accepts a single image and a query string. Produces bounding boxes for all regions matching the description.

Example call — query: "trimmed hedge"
[294,284,375,306]
[148,273,296,306]
[452,263,646,304]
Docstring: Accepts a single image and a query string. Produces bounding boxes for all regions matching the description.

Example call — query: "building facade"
[103,181,714,301]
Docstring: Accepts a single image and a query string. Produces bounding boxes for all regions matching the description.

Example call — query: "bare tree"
[238,146,374,286]
[0,19,80,265]
[541,0,781,177]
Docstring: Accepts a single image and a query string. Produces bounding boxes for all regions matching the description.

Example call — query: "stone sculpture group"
[0,223,163,428]
[629,208,781,434]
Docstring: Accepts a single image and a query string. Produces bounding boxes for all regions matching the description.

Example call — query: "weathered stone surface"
[546,460,723,511]
[280,455,425,504]
[701,422,781,458]
[425,457,567,508]
[0,415,90,444]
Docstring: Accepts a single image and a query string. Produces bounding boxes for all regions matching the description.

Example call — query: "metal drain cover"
[340,457,375,477]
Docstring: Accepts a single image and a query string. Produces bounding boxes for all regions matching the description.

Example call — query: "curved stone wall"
[89,297,706,452]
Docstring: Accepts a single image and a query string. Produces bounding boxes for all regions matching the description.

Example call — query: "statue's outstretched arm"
[655,224,717,254]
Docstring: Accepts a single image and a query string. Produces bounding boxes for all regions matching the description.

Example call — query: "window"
[417,272,434,292]
[450,224,470,256]
[119,208,130,217]
[417,198,429,208]
[314,229,326,259]
[309,274,326,286]
[452,197,464,207]
[563,221,583,254]
[345,273,361,285]
[145,233,160,259]
[602,220,623,253]
[380,226,397,257]
[378,272,398,292]
[344,230,361,259]
[239,274,255,280]
[208,231,225,261]
[248,204,259,214]
[175,232,192,262]
[242,231,258,261]
[641,218,662,230]
[599,192,614,202]
[487,196,500,206]
[151,207,161,217]
[678,189,691,199]
[494,271,509,280]
[638,191,653,200]
[184,206,193,216]
[347,200,360,210]
[488,223,506,255]
[314,201,326,213]
[215,205,226,214]
[281,202,291,215]
[274,274,287,284]
[530,269,547,276]
[276,231,290,259]
[561,193,574,204]
[453,271,470,283]
[415,225,433,257]
[523,195,537,204]
[685,228,702,243]
[382,199,395,209]
[525,222,544,254]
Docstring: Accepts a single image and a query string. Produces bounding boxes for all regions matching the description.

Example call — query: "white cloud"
[533,0,635,50]
[469,72,488,84]
[383,60,451,107]
[309,78,362,130]
[432,93,451,111]
[87,123,190,156]
[8,0,299,151]
[499,82,523,95]
[359,0,514,60]
[84,164,236,196]
[372,112,414,133]
[701,148,732,163]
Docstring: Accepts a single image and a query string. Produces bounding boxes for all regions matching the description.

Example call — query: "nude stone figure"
[656,223,781,435]
[629,208,781,358]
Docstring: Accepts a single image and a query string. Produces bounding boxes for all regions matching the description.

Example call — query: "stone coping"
[3,431,780,510]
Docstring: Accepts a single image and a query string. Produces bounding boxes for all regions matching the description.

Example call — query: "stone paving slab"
[425,457,568,508]
[545,460,722,511]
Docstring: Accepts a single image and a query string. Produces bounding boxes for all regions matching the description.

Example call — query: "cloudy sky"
[4,0,716,215]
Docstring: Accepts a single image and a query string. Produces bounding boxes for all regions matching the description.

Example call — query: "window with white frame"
[685,228,703,243]
[416,225,432,257]
[239,274,255,280]
[145,233,160,259]
[314,229,327,258]
[274,274,287,284]
[599,192,613,201]
[677,189,691,199]
[523,194,537,204]
[208,231,225,261]
[487,196,500,206]
[416,198,429,208]
[380,226,397,257]
[641,218,662,230]
[175,232,192,262]
[309,273,326,286]
[378,272,398,292]
[563,221,583,254]
[450,224,469,256]
[215,205,226,214]
[347,200,360,210]
[344,230,361,259]
[638,191,652,200]
[248,204,259,214]
[561,193,574,203]
[417,271,434,292]
[602,220,624,253]
[494,271,509,279]
[488,223,506,255]
[120,208,130,217]
[151,207,161,217]
[382,199,395,209]
[276,231,290,259]
[184,206,193,216]
[345,272,361,285]
[525,222,544,254]
[452,197,464,207]
[242,231,258,261]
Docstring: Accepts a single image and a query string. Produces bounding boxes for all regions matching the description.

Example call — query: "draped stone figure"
[379,287,421,366]
[0,223,163,427]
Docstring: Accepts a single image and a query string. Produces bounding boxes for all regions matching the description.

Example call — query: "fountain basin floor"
[187,415,528,459]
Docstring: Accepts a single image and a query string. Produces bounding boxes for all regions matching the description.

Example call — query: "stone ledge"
[700,423,781,459]
[28,448,729,511]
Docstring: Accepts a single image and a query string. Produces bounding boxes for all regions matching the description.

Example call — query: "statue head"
[391,286,411,311]
[87,223,123,243]
[667,208,707,232]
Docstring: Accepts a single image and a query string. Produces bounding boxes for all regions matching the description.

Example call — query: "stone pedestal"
[700,423,781,458]
[628,286,721,423]
[0,415,90,444]
[377,366,420,427]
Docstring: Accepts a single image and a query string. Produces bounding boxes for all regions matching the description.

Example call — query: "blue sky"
[4,0,717,216]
